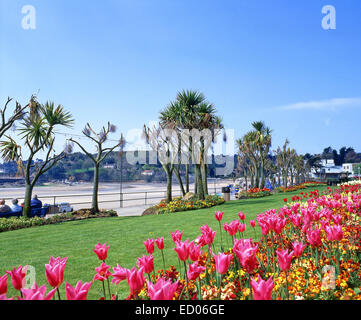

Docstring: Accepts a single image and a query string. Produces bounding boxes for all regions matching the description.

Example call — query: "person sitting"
[30,195,42,208]
[11,199,23,213]
[0,199,11,213]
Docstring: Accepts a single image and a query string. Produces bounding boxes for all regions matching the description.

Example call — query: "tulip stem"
[184,261,190,300]
[161,250,166,270]
[106,278,111,300]
[102,281,106,300]
[57,287,61,300]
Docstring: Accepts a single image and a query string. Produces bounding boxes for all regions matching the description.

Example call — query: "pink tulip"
[45,256,68,288]
[213,252,232,275]
[144,238,155,254]
[233,239,258,273]
[238,212,245,221]
[20,282,57,300]
[223,220,239,236]
[251,275,274,300]
[93,262,112,282]
[200,224,216,245]
[170,230,183,243]
[155,237,164,250]
[127,267,145,295]
[276,249,294,272]
[325,225,344,242]
[292,241,306,258]
[215,211,224,221]
[238,223,246,233]
[137,254,154,274]
[0,274,7,295]
[147,278,178,300]
[7,265,27,291]
[93,242,110,261]
[187,262,206,281]
[112,264,128,284]
[189,241,202,262]
[307,227,322,247]
[174,240,190,261]
[65,281,92,300]
[250,220,256,228]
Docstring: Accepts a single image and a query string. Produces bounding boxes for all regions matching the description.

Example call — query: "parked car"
[58,203,73,213]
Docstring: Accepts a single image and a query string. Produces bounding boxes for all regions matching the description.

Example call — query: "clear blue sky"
[1,0,361,156]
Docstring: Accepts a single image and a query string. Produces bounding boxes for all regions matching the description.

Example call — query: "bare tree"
[69,122,125,213]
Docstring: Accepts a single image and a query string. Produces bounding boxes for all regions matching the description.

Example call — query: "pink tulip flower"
[223,220,239,236]
[93,262,112,282]
[238,212,245,221]
[215,211,224,221]
[147,278,178,300]
[292,241,306,258]
[250,220,256,228]
[0,294,12,300]
[238,223,246,233]
[174,240,190,261]
[213,252,232,275]
[200,224,216,245]
[93,242,110,261]
[0,274,7,295]
[187,262,205,281]
[45,256,68,288]
[7,265,28,291]
[144,238,155,254]
[307,227,322,247]
[276,249,294,272]
[137,254,154,274]
[170,230,183,243]
[20,282,57,300]
[127,267,145,295]
[251,275,274,300]
[188,241,202,262]
[233,239,258,273]
[325,225,344,242]
[155,237,164,250]
[112,264,128,284]
[65,281,93,300]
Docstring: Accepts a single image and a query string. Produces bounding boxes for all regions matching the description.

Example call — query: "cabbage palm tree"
[69,122,125,213]
[0,96,32,138]
[0,99,74,218]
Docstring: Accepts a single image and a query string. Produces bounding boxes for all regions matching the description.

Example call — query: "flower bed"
[0,209,117,233]
[154,195,225,214]
[1,184,360,300]
[236,188,271,199]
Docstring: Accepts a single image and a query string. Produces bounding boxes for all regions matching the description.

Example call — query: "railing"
[2,186,220,210]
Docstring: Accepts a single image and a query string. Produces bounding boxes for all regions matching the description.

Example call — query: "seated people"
[11,199,23,213]
[30,195,42,208]
[0,199,12,213]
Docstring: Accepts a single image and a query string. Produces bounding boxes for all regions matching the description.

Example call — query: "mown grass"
[0,186,328,299]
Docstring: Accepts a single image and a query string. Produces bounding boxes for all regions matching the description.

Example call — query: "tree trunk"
[185,164,190,193]
[23,183,33,218]
[92,163,100,213]
[165,166,173,203]
[195,164,205,200]
[201,163,208,196]
[174,166,185,196]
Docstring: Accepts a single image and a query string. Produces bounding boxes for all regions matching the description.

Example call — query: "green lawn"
[0,186,328,299]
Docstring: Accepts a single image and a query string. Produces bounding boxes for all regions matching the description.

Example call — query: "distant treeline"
[1,146,360,183]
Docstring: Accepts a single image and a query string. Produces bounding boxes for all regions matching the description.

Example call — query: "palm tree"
[69,123,125,213]
[0,97,30,139]
[251,121,272,188]
[0,100,73,218]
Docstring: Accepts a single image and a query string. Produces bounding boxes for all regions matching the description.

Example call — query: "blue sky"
[1,0,361,157]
